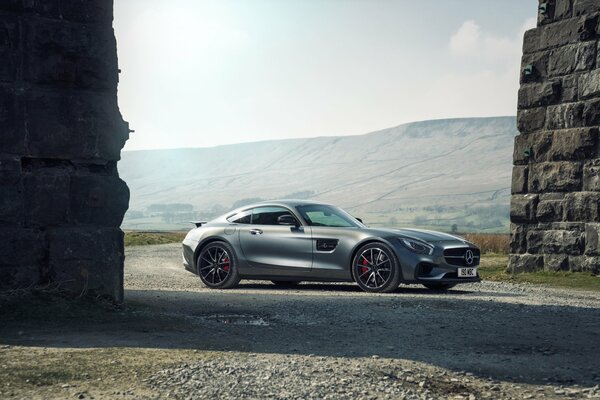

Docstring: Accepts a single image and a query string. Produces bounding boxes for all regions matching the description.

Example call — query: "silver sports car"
[182,200,480,293]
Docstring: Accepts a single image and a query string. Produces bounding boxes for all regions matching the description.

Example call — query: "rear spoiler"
[190,221,207,228]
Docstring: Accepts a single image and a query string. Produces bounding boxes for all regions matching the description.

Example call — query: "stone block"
[517,107,546,133]
[48,228,124,300]
[59,0,114,23]
[523,28,541,55]
[584,257,600,273]
[543,229,584,255]
[513,128,595,164]
[23,170,70,226]
[528,161,582,192]
[537,17,584,50]
[561,75,578,102]
[69,175,129,227]
[513,131,552,164]
[537,196,564,222]
[0,16,19,83]
[510,223,528,253]
[526,229,544,253]
[564,191,600,221]
[555,0,574,20]
[548,128,598,161]
[511,166,528,194]
[25,92,127,161]
[577,13,599,41]
[546,102,585,130]
[568,256,586,271]
[0,87,25,154]
[508,254,544,273]
[518,81,562,108]
[0,228,45,266]
[584,159,600,191]
[548,41,596,76]
[0,265,42,291]
[544,254,569,271]
[510,194,539,223]
[520,51,549,83]
[585,223,600,255]
[583,99,600,126]
[23,19,118,90]
[579,69,600,99]
[573,0,600,15]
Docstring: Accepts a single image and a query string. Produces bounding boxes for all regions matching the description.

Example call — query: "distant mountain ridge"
[119,116,518,232]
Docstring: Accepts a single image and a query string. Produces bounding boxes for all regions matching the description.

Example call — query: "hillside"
[119,117,518,232]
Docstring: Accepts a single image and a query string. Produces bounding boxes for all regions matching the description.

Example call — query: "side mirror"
[277,214,298,226]
[355,217,363,224]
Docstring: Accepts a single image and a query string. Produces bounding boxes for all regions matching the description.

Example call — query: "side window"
[251,206,298,225]
[227,210,252,224]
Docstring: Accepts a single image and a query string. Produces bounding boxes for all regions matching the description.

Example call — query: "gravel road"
[123,244,600,399]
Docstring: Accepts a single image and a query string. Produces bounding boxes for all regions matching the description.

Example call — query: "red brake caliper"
[361,258,369,275]
[222,257,230,272]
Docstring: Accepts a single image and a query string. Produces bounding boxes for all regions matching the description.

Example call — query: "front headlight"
[399,238,434,255]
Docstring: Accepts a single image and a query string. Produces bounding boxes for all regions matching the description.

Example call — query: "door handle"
[249,229,263,235]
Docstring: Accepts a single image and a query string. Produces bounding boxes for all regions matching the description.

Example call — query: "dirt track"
[1,243,600,399]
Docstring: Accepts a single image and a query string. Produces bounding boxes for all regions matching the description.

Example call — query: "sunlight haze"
[114,0,536,151]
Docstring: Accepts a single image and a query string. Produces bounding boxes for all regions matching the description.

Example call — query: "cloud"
[449,20,481,56]
[448,18,536,65]
[414,17,538,118]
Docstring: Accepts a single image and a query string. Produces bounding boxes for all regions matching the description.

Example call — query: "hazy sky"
[114,0,536,151]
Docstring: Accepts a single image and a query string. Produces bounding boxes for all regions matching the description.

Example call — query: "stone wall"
[0,1,129,300]
[510,0,600,273]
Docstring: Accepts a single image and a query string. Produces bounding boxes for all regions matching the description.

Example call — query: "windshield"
[296,204,363,228]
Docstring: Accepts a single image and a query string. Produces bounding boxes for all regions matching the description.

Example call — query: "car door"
[238,206,313,276]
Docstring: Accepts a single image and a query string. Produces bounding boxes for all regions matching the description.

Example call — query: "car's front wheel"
[197,242,240,289]
[423,283,456,290]
[352,243,402,293]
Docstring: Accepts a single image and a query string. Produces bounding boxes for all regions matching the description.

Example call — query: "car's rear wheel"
[271,280,301,287]
[352,243,401,293]
[423,283,456,290]
[197,242,240,289]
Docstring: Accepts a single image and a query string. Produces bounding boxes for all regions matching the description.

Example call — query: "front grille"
[443,247,480,267]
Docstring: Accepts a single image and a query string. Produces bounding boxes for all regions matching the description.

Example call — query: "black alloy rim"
[199,246,231,285]
[355,248,392,288]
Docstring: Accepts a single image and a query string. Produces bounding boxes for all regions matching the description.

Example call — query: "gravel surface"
[125,244,600,399]
[2,243,599,400]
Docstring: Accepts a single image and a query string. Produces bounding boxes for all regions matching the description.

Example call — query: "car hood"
[364,227,469,244]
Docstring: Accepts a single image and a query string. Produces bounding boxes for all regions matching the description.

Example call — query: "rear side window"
[251,206,298,225]
[227,210,252,224]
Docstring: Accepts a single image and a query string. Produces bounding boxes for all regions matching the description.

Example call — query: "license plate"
[458,267,477,277]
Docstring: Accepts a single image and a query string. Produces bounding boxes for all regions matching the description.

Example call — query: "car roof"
[238,199,332,210]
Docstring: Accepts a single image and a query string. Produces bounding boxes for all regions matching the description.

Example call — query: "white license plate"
[458,267,477,277]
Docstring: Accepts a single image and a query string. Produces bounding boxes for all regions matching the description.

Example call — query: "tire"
[352,242,402,293]
[196,241,240,289]
[271,280,301,287]
[423,283,456,290]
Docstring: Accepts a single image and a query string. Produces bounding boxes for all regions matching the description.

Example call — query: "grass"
[479,255,600,291]
[463,233,508,254]
[124,231,186,246]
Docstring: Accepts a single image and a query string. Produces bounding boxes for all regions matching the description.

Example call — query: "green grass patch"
[479,255,600,291]
[124,231,186,247]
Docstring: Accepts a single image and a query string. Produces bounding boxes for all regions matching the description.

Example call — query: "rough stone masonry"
[511,0,600,273]
[0,1,129,300]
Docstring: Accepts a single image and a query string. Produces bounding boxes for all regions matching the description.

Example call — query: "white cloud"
[449,20,481,56]
[418,17,539,119]
[449,18,536,65]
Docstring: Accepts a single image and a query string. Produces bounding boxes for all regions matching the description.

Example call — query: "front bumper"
[392,240,481,285]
